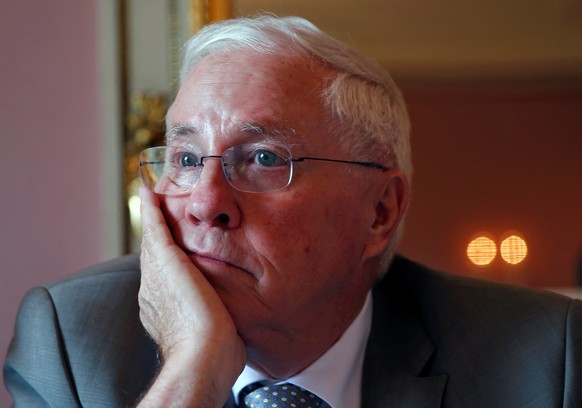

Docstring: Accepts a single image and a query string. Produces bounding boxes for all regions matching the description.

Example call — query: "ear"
[363,170,410,260]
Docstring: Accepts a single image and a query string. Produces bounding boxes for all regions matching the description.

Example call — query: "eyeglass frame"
[139,143,391,195]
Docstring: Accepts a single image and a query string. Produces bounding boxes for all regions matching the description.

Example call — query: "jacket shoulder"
[6,253,156,407]
[377,255,582,407]
[45,252,141,290]
[386,255,576,322]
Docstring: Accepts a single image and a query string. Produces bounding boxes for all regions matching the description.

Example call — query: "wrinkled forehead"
[165,122,305,150]
[167,51,336,151]
[185,50,331,94]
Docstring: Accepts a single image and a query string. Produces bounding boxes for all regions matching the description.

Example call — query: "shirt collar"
[233,292,373,408]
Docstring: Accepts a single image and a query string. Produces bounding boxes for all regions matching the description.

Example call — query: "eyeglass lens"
[139,143,294,195]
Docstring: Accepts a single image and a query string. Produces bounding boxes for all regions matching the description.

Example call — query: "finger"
[140,187,174,249]
[140,188,187,270]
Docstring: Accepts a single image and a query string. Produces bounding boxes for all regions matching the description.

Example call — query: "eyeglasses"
[139,143,389,195]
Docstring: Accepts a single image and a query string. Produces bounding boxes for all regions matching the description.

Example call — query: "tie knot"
[240,381,325,408]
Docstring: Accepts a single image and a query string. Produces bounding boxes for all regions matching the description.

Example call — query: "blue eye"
[177,151,199,167]
[254,150,285,167]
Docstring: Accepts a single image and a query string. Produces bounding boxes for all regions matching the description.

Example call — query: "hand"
[137,188,246,407]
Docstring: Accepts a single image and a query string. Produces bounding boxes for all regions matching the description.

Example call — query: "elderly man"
[4,15,582,408]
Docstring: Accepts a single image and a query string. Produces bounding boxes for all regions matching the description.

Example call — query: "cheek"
[298,197,370,263]
[255,203,309,247]
[252,196,358,264]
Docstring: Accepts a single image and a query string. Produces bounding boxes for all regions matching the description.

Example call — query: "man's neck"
[243,295,370,379]
[234,293,374,408]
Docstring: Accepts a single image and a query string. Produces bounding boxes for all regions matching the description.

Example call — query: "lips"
[192,251,236,267]
[173,230,256,278]
[185,250,250,276]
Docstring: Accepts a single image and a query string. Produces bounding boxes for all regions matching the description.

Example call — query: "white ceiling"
[234,0,582,82]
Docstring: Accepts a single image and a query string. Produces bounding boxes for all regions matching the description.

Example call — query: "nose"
[185,157,241,228]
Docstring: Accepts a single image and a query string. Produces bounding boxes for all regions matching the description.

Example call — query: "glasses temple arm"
[291,157,390,171]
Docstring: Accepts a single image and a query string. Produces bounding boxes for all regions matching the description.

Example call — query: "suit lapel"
[363,374,447,408]
[361,263,447,408]
[223,392,237,408]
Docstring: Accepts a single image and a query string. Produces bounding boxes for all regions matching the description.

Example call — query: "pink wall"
[0,1,102,405]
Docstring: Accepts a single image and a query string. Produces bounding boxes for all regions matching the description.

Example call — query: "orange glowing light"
[500,235,528,265]
[467,236,497,266]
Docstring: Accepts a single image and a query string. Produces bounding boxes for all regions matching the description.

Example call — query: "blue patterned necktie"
[240,381,325,408]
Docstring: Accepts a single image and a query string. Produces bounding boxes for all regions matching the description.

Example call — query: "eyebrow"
[165,121,305,149]
[165,124,199,143]
[238,122,304,147]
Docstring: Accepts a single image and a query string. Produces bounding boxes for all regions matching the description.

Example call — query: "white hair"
[178,15,412,264]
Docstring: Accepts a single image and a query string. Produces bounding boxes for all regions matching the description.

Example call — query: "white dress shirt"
[233,292,373,408]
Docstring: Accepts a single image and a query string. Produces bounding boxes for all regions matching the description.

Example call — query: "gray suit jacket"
[4,254,582,407]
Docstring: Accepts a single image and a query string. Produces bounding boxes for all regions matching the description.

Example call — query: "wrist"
[138,336,246,408]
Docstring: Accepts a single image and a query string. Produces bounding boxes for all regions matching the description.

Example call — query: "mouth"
[185,250,250,276]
